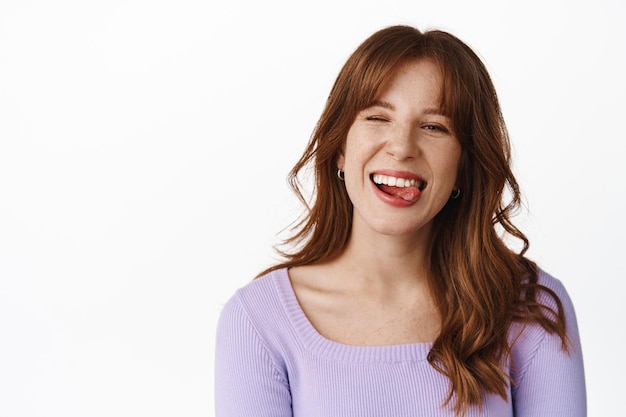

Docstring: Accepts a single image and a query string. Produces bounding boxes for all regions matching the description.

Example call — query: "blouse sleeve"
[511,276,587,417]
[215,293,292,417]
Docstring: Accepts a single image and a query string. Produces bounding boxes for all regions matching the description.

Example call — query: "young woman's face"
[338,59,461,241]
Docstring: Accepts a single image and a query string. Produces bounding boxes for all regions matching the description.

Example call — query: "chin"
[367,219,431,240]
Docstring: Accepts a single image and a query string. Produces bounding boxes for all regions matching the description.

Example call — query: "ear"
[336,153,345,169]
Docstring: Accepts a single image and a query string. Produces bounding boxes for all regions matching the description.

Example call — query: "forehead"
[368,59,445,110]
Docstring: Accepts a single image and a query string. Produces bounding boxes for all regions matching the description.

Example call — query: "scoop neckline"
[270,267,433,363]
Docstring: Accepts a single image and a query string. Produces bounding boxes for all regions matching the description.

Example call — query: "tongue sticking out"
[378,184,421,202]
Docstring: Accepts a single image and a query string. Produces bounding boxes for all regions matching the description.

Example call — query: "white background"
[1,0,624,415]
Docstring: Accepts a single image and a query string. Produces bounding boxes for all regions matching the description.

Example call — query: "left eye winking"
[365,115,389,122]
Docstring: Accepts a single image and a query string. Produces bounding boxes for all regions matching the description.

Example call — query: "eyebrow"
[368,100,395,110]
[366,100,447,117]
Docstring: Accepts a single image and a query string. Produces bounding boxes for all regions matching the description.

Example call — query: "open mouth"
[371,173,426,202]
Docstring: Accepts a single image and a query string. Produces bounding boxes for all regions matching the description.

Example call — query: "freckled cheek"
[428,151,461,186]
[448,151,463,185]
[344,133,379,167]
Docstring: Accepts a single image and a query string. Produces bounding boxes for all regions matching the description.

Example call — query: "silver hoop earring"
[337,168,345,181]
[450,188,461,199]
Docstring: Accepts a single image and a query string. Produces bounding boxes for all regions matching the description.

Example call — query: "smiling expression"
[337,58,462,240]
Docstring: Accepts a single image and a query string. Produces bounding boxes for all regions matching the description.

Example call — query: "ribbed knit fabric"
[215,268,586,416]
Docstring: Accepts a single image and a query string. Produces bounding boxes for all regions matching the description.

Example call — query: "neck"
[333,222,432,293]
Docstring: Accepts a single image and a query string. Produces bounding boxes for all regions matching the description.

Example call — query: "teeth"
[372,174,423,189]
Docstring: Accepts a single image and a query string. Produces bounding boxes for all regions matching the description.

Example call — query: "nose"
[385,124,418,160]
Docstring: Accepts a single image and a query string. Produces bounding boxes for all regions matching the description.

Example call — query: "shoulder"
[512,266,578,339]
[218,268,286,327]
[215,271,294,415]
[536,267,582,344]
[508,268,587,414]
[533,268,580,339]
[509,267,583,379]
[217,268,297,353]
[230,269,284,306]
[535,268,571,308]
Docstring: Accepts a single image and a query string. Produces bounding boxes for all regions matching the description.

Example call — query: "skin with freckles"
[289,59,461,346]
[339,58,461,242]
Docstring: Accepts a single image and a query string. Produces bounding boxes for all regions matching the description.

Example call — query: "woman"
[215,25,586,416]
